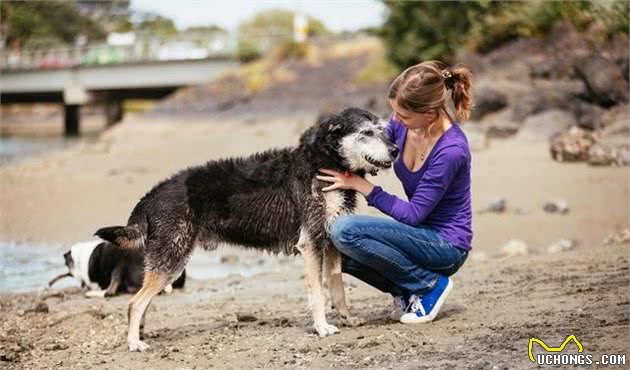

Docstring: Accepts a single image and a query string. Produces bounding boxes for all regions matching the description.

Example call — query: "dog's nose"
[389,146,399,158]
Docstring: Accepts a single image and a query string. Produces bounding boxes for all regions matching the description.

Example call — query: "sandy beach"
[0,111,628,369]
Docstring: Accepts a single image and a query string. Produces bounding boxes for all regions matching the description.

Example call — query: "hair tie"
[442,70,455,90]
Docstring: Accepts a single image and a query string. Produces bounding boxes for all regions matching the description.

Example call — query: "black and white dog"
[49,240,185,297]
[96,107,398,351]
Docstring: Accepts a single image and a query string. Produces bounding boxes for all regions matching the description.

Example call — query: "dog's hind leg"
[297,230,339,337]
[127,271,168,351]
[324,244,362,327]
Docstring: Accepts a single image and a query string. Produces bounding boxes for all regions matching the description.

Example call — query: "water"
[0,137,75,167]
[0,241,298,293]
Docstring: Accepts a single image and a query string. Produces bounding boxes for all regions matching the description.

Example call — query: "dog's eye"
[363,130,374,137]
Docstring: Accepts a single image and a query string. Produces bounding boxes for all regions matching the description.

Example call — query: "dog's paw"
[340,315,364,327]
[128,340,150,352]
[163,284,173,294]
[85,290,106,298]
[314,322,339,337]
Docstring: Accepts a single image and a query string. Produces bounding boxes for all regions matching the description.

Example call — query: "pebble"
[236,313,258,322]
[543,200,569,214]
[501,239,529,256]
[220,255,240,264]
[482,197,506,213]
[547,239,577,254]
[470,251,489,262]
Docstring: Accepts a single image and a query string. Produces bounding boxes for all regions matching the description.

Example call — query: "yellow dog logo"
[528,335,584,362]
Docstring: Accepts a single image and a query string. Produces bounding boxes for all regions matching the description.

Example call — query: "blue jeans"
[330,215,468,297]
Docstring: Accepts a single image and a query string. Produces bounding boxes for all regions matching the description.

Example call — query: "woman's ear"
[426,109,439,124]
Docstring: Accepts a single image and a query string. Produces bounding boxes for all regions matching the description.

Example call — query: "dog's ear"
[299,126,318,147]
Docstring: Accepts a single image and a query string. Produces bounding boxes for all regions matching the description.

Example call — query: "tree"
[381,1,491,67]
[238,9,329,39]
[3,1,106,49]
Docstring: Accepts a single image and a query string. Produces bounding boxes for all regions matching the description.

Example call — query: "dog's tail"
[95,225,145,250]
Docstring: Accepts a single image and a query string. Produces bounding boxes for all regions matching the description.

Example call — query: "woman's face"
[389,99,437,130]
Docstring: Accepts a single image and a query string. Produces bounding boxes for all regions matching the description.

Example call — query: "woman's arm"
[366,145,465,226]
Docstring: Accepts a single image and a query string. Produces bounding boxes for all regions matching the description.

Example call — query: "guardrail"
[0,38,238,71]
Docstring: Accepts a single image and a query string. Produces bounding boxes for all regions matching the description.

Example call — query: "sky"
[130,0,387,32]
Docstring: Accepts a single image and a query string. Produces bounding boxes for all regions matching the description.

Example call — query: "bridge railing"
[1,38,237,71]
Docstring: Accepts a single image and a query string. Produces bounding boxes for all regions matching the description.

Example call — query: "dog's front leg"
[104,264,123,296]
[324,244,363,327]
[297,232,339,337]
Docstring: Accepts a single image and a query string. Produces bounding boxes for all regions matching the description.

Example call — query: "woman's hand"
[316,169,374,196]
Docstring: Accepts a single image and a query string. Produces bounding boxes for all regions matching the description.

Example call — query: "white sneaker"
[400,276,453,324]
[389,296,409,320]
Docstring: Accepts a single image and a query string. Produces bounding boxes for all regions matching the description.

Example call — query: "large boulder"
[550,126,599,162]
[479,109,521,139]
[518,109,576,141]
[575,55,629,106]
[572,101,606,131]
[511,80,587,122]
[589,105,630,166]
[588,143,630,166]
[470,85,508,121]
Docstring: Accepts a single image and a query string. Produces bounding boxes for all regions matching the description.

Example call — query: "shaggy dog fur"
[96,107,398,351]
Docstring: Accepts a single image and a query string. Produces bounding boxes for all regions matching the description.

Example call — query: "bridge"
[1,57,240,136]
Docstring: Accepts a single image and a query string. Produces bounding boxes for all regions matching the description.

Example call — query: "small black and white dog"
[49,240,185,297]
[96,107,398,351]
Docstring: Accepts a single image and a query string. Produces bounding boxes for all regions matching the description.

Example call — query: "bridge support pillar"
[105,99,124,127]
[64,104,80,137]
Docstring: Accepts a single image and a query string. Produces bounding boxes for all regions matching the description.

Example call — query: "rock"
[550,126,599,162]
[461,124,488,151]
[470,86,508,120]
[501,240,528,257]
[604,228,630,245]
[25,302,49,314]
[480,109,520,139]
[220,255,240,265]
[588,143,629,166]
[44,342,68,351]
[575,55,629,106]
[572,101,606,130]
[0,352,17,362]
[236,313,258,322]
[470,251,489,262]
[478,197,506,214]
[588,106,630,166]
[543,200,569,214]
[518,109,576,141]
[511,80,586,122]
[547,239,578,254]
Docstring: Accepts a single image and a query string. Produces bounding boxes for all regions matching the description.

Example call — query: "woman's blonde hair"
[388,61,473,122]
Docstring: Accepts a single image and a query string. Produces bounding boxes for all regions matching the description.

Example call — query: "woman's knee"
[330,215,357,246]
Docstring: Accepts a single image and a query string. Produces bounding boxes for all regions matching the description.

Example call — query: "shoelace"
[406,295,427,316]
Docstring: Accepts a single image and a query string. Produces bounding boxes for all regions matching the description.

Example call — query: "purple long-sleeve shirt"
[365,117,473,250]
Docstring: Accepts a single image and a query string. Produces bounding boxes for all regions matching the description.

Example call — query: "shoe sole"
[400,279,453,324]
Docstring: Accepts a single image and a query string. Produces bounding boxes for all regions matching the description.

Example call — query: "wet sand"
[0,115,628,369]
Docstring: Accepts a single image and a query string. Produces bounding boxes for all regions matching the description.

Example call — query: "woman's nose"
[389,145,399,158]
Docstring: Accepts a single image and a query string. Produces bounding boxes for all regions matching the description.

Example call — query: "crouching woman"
[317,61,473,323]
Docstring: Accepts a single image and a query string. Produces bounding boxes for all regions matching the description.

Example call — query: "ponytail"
[444,65,473,122]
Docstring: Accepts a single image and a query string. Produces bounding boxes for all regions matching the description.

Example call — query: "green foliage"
[237,40,262,63]
[238,9,329,39]
[273,40,310,61]
[2,1,106,48]
[381,1,491,67]
[381,0,630,68]
[185,25,226,34]
[136,15,178,38]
